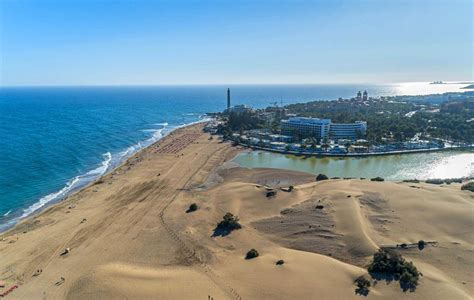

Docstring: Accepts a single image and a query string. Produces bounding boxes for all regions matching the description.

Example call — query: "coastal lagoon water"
[0,83,472,230]
[233,150,474,180]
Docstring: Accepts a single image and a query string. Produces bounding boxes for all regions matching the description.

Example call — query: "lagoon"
[233,150,473,180]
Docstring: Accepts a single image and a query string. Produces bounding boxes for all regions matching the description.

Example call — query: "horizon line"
[1,80,473,89]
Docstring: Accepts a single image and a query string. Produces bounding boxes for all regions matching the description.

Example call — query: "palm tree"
[320,137,330,152]
[309,137,317,151]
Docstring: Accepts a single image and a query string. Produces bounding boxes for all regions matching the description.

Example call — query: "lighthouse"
[227,88,231,109]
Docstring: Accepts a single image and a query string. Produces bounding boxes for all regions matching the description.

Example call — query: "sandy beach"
[0,123,473,299]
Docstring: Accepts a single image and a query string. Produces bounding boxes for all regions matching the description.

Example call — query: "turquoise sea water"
[0,84,471,230]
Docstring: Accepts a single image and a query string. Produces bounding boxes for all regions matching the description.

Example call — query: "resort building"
[281,117,367,140]
[281,117,331,139]
[329,121,367,140]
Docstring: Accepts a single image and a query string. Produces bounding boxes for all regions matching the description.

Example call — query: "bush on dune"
[266,191,277,197]
[354,276,371,296]
[425,178,444,185]
[368,249,421,291]
[417,240,425,250]
[213,212,242,236]
[461,181,474,192]
[186,203,198,213]
[245,249,259,259]
[316,174,328,181]
[218,213,241,230]
[370,177,384,182]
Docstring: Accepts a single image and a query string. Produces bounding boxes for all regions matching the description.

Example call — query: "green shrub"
[266,191,277,197]
[399,270,416,288]
[245,249,259,259]
[216,212,242,233]
[368,249,421,291]
[461,181,474,192]
[354,276,371,295]
[445,178,462,184]
[187,203,198,213]
[371,177,384,182]
[316,174,328,181]
[355,276,371,288]
[418,240,425,250]
[399,261,420,289]
[403,179,420,183]
[425,178,443,185]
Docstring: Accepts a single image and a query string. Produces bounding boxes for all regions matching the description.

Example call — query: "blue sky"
[0,0,472,86]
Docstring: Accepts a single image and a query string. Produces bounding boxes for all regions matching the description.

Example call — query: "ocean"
[0,83,471,230]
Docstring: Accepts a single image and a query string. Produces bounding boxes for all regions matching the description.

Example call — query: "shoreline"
[3,124,470,233]
[0,119,210,233]
[0,121,244,299]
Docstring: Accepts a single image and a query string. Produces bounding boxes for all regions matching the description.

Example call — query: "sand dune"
[172,166,473,299]
[0,124,472,299]
[67,264,229,299]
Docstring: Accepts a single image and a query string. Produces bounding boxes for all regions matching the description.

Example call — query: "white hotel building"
[281,117,367,140]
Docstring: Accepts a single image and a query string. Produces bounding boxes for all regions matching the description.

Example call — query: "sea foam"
[20,152,112,219]
[16,123,171,221]
[117,124,169,164]
[3,118,209,231]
